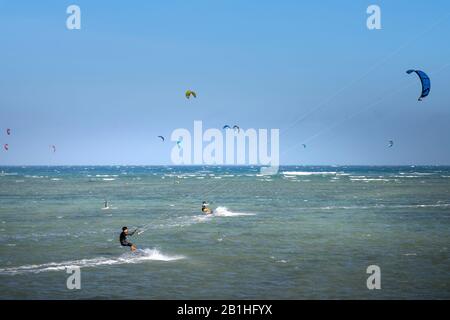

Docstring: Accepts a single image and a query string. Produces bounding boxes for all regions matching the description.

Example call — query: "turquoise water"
[0,166,449,299]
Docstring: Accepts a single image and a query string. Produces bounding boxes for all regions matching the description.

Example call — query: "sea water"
[0,166,449,299]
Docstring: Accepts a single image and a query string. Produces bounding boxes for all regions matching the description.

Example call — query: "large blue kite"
[406,69,430,101]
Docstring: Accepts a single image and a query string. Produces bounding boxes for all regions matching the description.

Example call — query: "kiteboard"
[202,208,213,215]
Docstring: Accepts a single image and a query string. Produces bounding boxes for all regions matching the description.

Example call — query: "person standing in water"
[120,226,137,251]
[104,200,109,209]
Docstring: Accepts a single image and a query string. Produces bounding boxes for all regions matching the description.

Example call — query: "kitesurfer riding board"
[102,200,109,210]
[120,226,137,252]
[102,200,110,210]
[202,201,212,215]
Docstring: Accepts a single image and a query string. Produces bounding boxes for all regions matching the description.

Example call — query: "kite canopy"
[406,69,430,101]
[157,135,165,141]
[223,125,231,130]
[51,145,56,153]
[232,125,240,133]
[388,140,394,148]
[185,90,197,99]
[302,144,307,149]
[6,128,11,135]
[4,144,8,151]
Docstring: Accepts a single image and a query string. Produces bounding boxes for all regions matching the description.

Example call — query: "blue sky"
[0,0,449,165]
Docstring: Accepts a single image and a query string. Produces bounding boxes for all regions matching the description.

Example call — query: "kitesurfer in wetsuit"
[120,226,137,251]
[202,201,211,214]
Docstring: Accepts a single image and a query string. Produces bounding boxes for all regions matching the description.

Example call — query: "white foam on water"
[141,204,256,232]
[413,204,450,208]
[0,248,184,275]
[187,207,255,223]
[213,206,255,217]
[282,171,336,176]
[302,203,450,211]
[192,214,214,222]
[411,172,434,176]
[350,178,392,182]
[392,175,420,178]
[0,172,18,176]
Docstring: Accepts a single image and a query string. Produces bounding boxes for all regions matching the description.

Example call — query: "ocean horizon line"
[1,164,450,168]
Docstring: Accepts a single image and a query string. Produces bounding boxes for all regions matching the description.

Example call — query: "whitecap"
[213,206,255,217]
[282,171,336,176]
[0,248,184,275]
[350,178,391,182]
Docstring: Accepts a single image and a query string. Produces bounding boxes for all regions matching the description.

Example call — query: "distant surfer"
[120,226,137,251]
[104,200,109,209]
[202,201,212,214]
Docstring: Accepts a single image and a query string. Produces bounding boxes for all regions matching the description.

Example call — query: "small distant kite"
[223,125,231,130]
[185,90,197,99]
[176,139,183,149]
[406,69,430,101]
[3,144,9,151]
[157,136,165,142]
[388,140,394,148]
[302,144,307,149]
[6,128,11,135]
[51,145,56,153]
[233,125,240,133]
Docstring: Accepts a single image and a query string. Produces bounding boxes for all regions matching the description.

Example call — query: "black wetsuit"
[119,230,135,247]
